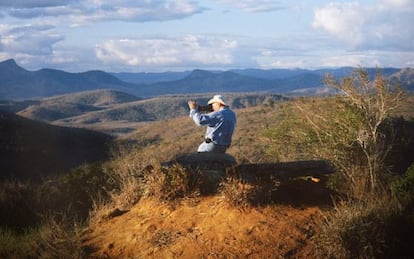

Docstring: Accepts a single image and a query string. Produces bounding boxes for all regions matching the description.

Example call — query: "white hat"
[207,95,226,105]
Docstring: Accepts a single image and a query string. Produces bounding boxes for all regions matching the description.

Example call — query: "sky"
[0,0,413,72]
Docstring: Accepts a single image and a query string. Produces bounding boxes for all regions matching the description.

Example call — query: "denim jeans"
[197,142,227,153]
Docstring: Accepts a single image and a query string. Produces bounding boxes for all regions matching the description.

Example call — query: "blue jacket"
[189,106,236,147]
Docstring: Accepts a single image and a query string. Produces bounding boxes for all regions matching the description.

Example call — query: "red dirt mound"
[83,179,335,258]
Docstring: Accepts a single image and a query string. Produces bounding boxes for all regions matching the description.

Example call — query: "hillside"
[0,110,113,180]
[41,89,141,106]
[54,93,283,123]
[16,89,141,122]
[13,92,284,135]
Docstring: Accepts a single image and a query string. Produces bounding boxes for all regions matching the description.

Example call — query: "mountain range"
[1,59,412,100]
[0,59,134,99]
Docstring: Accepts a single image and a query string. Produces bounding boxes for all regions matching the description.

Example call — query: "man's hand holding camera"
[188,100,213,112]
[188,100,198,110]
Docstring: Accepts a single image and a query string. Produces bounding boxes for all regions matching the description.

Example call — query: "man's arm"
[188,100,203,126]
[188,100,218,126]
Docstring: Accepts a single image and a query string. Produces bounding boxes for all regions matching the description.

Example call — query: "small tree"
[296,69,403,195]
[327,69,403,191]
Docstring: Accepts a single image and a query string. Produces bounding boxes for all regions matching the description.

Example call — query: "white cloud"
[95,35,238,70]
[0,24,63,56]
[216,0,286,13]
[1,0,206,23]
[312,2,367,47]
[312,1,414,51]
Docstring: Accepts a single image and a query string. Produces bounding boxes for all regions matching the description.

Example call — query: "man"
[188,95,237,153]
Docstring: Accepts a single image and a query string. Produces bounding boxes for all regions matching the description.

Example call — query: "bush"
[316,197,414,258]
[265,69,404,197]
[391,163,414,205]
[322,69,403,195]
[0,215,85,259]
[34,215,85,259]
[36,162,116,221]
[0,227,38,258]
[0,181,39,231]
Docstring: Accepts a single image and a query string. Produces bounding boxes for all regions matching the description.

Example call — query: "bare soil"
[83,179,335,258]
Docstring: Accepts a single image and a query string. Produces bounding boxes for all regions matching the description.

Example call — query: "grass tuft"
[315,194,414,258]
[142,163,202,201]
[220,176,278,207]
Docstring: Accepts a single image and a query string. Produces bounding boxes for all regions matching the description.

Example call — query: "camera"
[198,104,213,112]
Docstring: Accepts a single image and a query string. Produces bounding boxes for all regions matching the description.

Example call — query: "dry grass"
[0,227,39,258]
[315,194,414,258]
[0,215,85,258]
[142,163,202,201]
[35,215,85,259]
[220,176,279,207]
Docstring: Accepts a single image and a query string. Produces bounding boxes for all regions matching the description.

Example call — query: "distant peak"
[0,58,28,72]
[191,69,210,74]
[1,58,18,66]
[187,69,214,78]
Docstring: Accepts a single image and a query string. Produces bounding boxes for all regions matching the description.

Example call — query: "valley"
[2,90,285,135]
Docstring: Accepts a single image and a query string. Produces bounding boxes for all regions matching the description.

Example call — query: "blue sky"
[0,0,413,72]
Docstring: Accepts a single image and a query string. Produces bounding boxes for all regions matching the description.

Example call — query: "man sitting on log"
[188,95,237,153]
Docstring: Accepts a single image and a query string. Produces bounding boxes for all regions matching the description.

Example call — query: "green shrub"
[265,70,404,197]
[36,162,116,221]
[391,163,414,204]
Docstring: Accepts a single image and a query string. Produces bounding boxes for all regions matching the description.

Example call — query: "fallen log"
[170,152,237,168]
[227,160,335,181]
[164,154,335,193]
